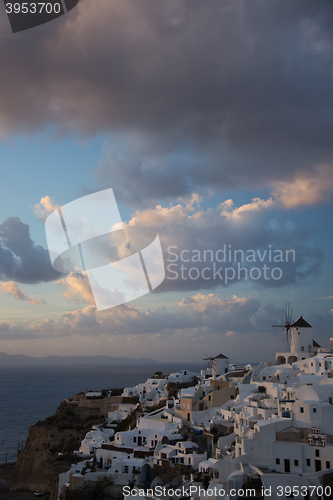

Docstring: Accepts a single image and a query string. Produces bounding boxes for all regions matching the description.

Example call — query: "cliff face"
[5,401,102,500]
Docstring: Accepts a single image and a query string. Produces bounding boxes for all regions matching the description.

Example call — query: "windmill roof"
[291,316,312,328]
[215,353,228,359]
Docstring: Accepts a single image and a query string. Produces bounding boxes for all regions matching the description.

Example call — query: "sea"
[0,362,204,464]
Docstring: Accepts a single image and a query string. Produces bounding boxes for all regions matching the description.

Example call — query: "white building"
[276,316,319,365]
[122,377,168,403]
[79,426,114,455]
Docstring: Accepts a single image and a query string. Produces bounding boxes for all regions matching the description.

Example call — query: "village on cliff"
[55,317,333,500]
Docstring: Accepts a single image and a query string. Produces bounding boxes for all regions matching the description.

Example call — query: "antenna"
[272,302,293,350]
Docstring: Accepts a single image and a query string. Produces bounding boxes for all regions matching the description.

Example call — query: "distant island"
[0,352,157,365]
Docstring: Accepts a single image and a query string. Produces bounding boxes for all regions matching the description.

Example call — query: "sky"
[0,0,332,363]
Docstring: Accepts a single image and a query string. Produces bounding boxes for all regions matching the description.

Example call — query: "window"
[311,363,313,366]
[276,458,280,465]
[315,449,320,457]
[329,397,332,405]
[124,466,129,473]
[326,461,331,469]
[294,460,299,466]
[300,407,304,413]
[313,408,317,413]
[133,437,136,443]
[301,346,304,351]
[306,459,311,466]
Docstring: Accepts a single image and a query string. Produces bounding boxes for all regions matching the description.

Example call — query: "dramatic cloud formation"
[0,294,259,340]
[0,183,324,308]
[0,281,46,304]
[127,196,323,291]
[0,293,331,357]
[0,217,59,284]
[93,138,333,209]
[0,0,332,359]
[0,1,333,205]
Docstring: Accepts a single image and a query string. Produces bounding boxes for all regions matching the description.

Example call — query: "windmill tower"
[203,354,229,379]
[290,316,313,361]
[273,303,314,364]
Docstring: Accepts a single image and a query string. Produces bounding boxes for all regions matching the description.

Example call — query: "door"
[138,436,142,446]
[284,459,290,473]
[315,460,321,472]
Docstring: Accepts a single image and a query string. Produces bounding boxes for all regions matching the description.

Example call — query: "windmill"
[272,302,293,351]
[203,354,216,378]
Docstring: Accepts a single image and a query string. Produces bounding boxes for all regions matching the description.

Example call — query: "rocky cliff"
[5,399,102,500]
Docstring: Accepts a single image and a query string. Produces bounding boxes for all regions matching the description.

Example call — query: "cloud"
[34,196,60,220]
[127,196,324,291]
[0,217,60,284]
[0,292,331,358]
[0,323,41,340]
[0,293,259,340]
[1,292,331,351]
[0,281,46,304]
[93,136,333,209]
[271,165,333,209]
[219,198,275,220]
[56,273,95,304]
[178,293,259,331]
[0,186,323,299]
[179,293,256,314]
[0,1,333,202]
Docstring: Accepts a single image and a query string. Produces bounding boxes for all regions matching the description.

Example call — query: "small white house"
[79,426,114,454]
